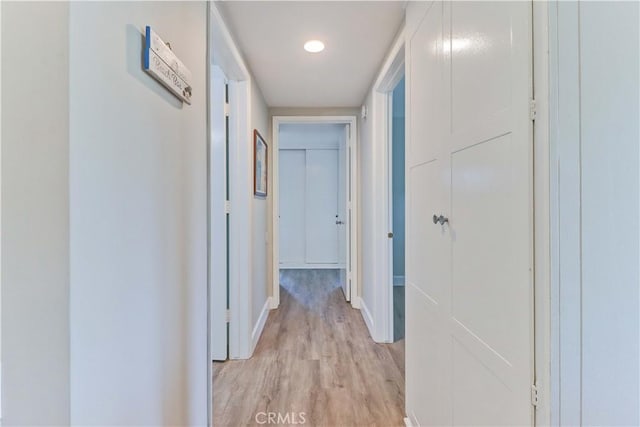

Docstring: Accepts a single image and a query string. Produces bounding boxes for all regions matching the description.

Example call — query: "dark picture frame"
[254,130,268,198]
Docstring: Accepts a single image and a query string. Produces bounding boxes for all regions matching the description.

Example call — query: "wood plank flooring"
[213,269,405,427]
[393,286,405,341]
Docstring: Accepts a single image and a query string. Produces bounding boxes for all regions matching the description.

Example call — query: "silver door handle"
[432,214,449,225]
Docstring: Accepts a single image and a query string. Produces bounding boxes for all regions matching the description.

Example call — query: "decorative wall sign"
[143,26,192,104]
[254,130,268,198]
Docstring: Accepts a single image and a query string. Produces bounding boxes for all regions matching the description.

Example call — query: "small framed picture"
[254,130,268,198]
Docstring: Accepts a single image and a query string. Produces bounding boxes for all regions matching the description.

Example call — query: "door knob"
[336,220,345,225]
[432,214,449,225]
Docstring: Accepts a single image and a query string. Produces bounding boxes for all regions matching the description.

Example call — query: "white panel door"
[406,1,533,425]
[279,150,306,265]
[305,149,339,264]
[406,1,451,423]
[448,2,532,424]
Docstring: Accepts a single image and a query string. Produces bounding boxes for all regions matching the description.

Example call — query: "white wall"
[1,3,71,424]
[69,2,207,424]
[279,124,345,150]
[250,79,270,341]
[358,90,378,325]
[551,2,639,425]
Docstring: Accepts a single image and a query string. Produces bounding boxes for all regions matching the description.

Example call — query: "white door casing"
[271,116,359,309]
[405,1,534,425]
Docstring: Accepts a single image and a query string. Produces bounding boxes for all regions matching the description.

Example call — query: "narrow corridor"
[213,270,405,426]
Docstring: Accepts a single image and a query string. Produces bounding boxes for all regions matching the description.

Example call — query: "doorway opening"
[389,77,405,342]
[272,117,359,310]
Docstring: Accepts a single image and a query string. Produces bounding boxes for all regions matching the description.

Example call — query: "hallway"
[213,270,405,426]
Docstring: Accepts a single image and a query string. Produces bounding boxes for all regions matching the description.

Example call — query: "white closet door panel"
[406,284,451,426]
[447,2,533,425]
[406,2,451,425]
[408,0,444,167]
[279,150,306,264]
[406,2,533,426]
[407,161,448,304]
[306,149,339,264]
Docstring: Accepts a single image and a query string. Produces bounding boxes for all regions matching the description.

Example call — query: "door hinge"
[529,99,537,121]
[531,383,539,407]
[224,200,231,214]
[224,102,230,117]
[225,309,231,323]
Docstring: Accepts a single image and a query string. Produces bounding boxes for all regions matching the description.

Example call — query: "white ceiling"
[217,1,405,108]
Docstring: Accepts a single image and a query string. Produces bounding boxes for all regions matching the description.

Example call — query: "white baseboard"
[350,294,361,309]
[393,275,405,286]
[251,297,271,354]
[359,298,376,341]
[269,296,279,310]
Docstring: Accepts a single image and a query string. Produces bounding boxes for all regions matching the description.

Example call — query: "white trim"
[208,1,253,368]
[272,116,360,310]
[0,0,3,418]
[405,412,419,427]
[368,25,406,344]
[251,298,271,354]
[533,1,552,425]
[205,6,212,425]
[279,263,346,270]
[359,297,376,341]
[209,3,249,81]
[227,80,252,361]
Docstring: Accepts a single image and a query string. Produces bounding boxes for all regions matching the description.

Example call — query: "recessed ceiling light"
[304,40,325,53]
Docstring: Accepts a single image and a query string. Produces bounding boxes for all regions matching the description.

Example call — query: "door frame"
[208,2,255,423]
[370,27,405,343]
[271,115,359,309]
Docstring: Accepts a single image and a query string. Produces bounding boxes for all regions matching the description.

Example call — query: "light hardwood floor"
[393,286,405,341]
[213,269,405,427]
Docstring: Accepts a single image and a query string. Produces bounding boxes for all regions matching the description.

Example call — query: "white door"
[279,150,306,265]
[338,127,349,299]
[210,66,228,361]
[406,1,533,425]
[305,149,339,264]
